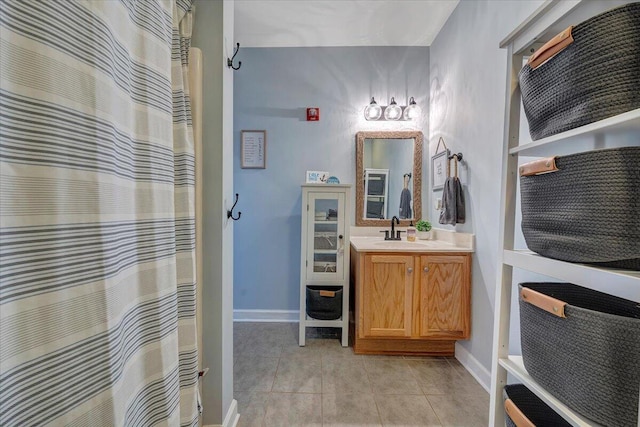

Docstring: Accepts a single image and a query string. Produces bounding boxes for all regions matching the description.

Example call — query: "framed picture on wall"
[431,149,450,190]
[241,130,266,169]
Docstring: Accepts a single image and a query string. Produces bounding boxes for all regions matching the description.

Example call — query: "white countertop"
[349,227,475,253]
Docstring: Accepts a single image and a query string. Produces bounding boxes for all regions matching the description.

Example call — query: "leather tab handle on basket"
[521,287,566,318]
[519,157,559,176]
[505,399,536,427]
[528,26,574,69]
[319,290,335,297]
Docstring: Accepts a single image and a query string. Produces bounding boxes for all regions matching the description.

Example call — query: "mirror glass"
[356,131,423,227]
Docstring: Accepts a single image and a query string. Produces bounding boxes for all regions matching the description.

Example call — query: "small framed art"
[431,149,450,190]
[241,130,266,169]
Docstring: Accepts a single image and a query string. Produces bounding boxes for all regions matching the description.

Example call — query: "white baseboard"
[233,309,299,323]
[223,399,239,427]
[454,342,491,393]
[203,398,238,427]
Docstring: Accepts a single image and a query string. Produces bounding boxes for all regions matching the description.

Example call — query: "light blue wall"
[429,0,636,382]
[428,0,545,376]
[233,46,429,311]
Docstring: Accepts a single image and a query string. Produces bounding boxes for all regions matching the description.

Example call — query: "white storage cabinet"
[489,1,640,426]
[299,184,351,347]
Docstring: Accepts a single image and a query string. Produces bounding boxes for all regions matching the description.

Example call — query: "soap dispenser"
[406,220,416,242]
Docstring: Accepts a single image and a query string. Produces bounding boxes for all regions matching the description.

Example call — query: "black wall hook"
[227,193,241,221]
[227,43,241,70]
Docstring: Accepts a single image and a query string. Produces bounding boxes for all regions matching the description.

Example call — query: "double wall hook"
[227,43,242,70]
[227,193,241,221]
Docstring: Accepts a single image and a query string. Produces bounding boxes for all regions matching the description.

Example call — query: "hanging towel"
[455,175,465,223]
[439,157,465,225]
[399,188,412,219]
[439,176,457,225]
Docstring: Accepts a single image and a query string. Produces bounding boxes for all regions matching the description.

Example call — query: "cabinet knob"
[423,267,429,272]
[338,235,343,240]
[407,267,413,273]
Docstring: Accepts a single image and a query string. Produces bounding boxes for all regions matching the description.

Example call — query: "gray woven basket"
[520,146,640,270]
[504,384,571,427]
[306,286,342,320]
[519,3,640,140]
[519,282,640,427]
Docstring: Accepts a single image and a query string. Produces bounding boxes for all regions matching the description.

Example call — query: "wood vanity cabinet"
[351,249,471,355]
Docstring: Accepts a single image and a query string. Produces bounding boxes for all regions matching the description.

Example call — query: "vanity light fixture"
[364,97,383,121]
[364,96,422,121]
[383,97,402,121]
[403,97,422,120]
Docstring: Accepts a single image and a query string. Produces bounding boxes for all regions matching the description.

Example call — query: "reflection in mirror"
[356,131,423,227]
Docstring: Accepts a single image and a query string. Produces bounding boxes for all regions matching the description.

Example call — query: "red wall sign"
[306,108,319,121]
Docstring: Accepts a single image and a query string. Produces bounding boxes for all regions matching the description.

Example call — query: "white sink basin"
[349,229,475,253]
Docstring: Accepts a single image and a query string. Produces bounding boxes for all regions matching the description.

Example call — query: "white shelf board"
[503,250,640,292]
[510,108,640,156]
[313,249,337,254]
[499,356,602,427]
[501,0,633,54]
[305,283,346,287]
[302,318,344,328]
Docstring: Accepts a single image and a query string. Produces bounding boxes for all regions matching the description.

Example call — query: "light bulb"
[383,97,402,121]
[403,97,422,120]
[364,97,382,121]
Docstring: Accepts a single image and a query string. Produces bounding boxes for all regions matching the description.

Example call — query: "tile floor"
[234,322,489,426]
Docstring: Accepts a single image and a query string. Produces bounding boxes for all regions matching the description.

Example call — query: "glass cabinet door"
[307,192,345,281]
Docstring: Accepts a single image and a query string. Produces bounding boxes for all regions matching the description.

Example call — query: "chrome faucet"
[381,216,402,240]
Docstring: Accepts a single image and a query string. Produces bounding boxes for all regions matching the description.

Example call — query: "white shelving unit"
[489,1,640,426]
[299,184,351,347]
[363,168,389,219]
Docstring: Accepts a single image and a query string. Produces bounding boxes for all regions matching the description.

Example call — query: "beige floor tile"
[236,391,270,427]
[235,339,283,358]
[234,356,279,392]
[364,357,423,395]
[272,356,322,393]
[281,323,300,345]
[445,359,487,395]
[280,339,325,359]
[235,322,294,345]
[232,322,488,426]
[315,338,361,359]
[263,393,322,427]
[375,394,442,427]
[322,393,382,426]
[426,393,489,427]
[403,355,448,361]
[322,358,372,394]
[405,360,456,395]
[237,409,264,427]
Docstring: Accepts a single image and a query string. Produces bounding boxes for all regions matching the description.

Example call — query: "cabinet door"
[418,255,470,339]
[362,254,414,338]
[306,191,346,281]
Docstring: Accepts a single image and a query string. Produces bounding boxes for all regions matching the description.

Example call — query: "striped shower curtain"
[0,1,200,425]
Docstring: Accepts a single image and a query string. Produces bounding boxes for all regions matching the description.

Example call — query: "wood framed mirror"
[355,131,423,227]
